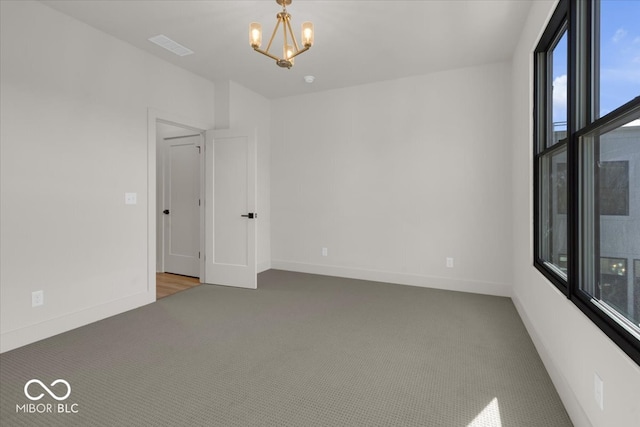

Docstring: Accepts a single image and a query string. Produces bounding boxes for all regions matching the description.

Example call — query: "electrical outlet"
[125,192,137,205]
[32,290,44,307]
[322,247,328,257]
[446,257,454,268]
[594,373,604,411]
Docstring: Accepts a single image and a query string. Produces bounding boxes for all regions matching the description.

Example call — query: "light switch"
[125,193,137,205]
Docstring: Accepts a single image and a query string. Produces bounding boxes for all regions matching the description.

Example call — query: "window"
[538,146,568,278]
[535,12,569,284]
[535,0,640,364]
[552,31,568,146]
[580,116,639,339]
[599,257,628,317]
[596,0,640,118]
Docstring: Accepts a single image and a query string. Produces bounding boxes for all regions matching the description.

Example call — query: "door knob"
[240,213,257,219]
[163,209,170,215]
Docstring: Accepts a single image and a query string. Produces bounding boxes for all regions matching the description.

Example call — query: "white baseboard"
[511,294,592,427]
[1,291,155,353]
[257,261,271,274]
[271,260,511,297]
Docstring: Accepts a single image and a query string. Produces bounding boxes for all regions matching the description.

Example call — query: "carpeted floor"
[0,270,572,426]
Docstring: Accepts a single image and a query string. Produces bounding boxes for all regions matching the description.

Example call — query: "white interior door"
[162,135,201,277]
[204,128,257,289]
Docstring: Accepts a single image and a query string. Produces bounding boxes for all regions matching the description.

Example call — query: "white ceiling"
[41,0,533,99]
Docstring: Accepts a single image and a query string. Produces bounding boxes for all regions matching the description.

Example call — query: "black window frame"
[635,260,640,328]
[534,0,640,365]
[533,0,570,293]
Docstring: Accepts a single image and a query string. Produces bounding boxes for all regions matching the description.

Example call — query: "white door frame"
[147,109,209,297]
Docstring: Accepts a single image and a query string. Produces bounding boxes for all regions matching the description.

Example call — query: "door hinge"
[198,199,201,206]
[198,251,201,259]
[196,145,201,154]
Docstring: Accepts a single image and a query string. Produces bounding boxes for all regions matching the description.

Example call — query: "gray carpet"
[1,270,572,426]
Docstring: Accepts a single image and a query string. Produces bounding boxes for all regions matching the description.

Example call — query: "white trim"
[271,260,511,297]
[258,261,272,273]
[511,294,592,427]
[1,292,154,353]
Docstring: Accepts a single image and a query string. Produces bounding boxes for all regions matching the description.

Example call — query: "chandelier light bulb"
[284,45,294,59]
[284,44,295,66]
[249,22,262,48]
[302,22,314,47]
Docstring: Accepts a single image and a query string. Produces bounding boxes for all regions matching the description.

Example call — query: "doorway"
[147,109,258,298]
[155,120,204,297]
[156,272,200,299]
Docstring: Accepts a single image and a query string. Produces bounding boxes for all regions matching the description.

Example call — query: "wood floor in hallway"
[156,273,201,299]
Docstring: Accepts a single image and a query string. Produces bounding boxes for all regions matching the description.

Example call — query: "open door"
[161,135,201,277]
[204,128,257,289]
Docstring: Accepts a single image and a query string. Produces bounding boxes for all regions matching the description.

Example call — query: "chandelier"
[249,0,314,69]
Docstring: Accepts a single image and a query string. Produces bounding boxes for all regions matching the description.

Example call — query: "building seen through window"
[551,121,639,327]
[588,120,639,328]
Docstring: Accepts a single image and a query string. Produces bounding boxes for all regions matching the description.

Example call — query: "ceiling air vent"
[148,35,194,57]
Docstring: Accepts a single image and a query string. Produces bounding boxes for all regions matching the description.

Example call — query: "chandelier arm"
[253,47,281,62]
[284,17,301,52]
[287,45,309,60]
[282,15,289,54]
[264,17,282,55]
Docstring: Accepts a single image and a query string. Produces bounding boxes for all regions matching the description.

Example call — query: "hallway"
[156,273,200,299]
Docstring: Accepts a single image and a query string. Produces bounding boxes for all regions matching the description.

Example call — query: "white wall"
[510,1,640,426]
[0,0,215,352]
[271,62,513,296]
